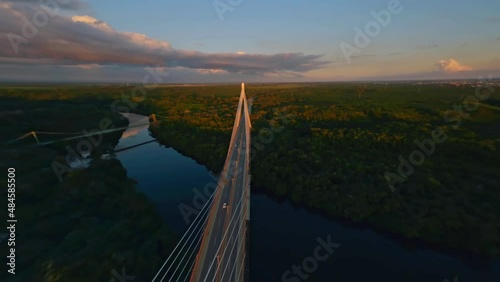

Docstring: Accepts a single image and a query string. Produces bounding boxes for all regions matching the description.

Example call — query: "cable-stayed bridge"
[5,83,252,282]
[152,83,251,282]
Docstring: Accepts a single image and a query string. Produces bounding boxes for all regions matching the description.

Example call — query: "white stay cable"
[151,190,216,282]
[165,205,212,282]
[202,181,249,282]
[182,260,197,282]
[212,182,249,282]
[172,223,207,282]
[234,253,247,282]
[217,208,248,282]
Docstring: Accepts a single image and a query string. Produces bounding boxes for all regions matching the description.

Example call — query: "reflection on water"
[115,113,214,234]
[120,126,147,140]
[120,112,149,125]
[115,113,151,150]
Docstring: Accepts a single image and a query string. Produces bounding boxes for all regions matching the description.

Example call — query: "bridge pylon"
[188,83,251,282]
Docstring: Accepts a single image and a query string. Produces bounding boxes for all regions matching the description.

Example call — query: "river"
[115,113,500,282]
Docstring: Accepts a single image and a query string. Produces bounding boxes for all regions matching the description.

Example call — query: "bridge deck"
[190,83,251,282]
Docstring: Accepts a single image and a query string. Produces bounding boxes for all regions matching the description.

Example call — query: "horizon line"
[1,77,499,86]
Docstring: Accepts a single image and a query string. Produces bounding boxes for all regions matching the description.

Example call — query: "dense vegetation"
[1,82,499,282]
[0,87,176,282]
[134,83,500,258]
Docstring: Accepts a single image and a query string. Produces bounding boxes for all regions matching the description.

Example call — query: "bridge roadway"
[190,83,250,282]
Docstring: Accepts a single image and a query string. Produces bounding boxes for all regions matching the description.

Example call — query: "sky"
[0,0,499,83]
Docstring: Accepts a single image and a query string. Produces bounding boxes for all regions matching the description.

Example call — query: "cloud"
[0,3,329,76]
[0,63,317,83]
[196,68,228,75]
[263,71,304,78]
[71,15,113,32]
[435,58,472,72]
[76,64,101,70]
[387,52,403,56]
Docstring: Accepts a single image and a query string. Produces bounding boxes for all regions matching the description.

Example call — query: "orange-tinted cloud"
[0,2,328,75]
[436,58,472,72]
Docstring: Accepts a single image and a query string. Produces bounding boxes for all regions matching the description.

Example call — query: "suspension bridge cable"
[203,185,246,282]
[201,180,250,282]
[214,142,249,281]
[220,225,247,282]
[213,188,249,282]
[170,219,208,282]
[6,122,151,146]
[158,147,241,281]
[182,260,197,282]
[31,123,150,147]
[158,196,214,281]
[163,200,213,282]
[154,196,213,282]
[234,253,247,282]
[151,190,216,282]
[34,131,84,135]
[153,203,211,282]
[5,132,36,144]
[197,137,249,281]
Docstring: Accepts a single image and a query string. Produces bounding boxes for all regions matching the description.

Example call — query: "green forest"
[1,82,499,282]
[135,82,500,258]
[0,86,176,282]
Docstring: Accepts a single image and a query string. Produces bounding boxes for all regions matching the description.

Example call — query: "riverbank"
[116,113,500,282]
[147,119,498,260]
[0,92,177,281]
[137,83,500,259]
[1,84,498,281]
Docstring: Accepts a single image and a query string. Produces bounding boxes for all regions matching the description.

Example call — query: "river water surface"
[115,113,500,282]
